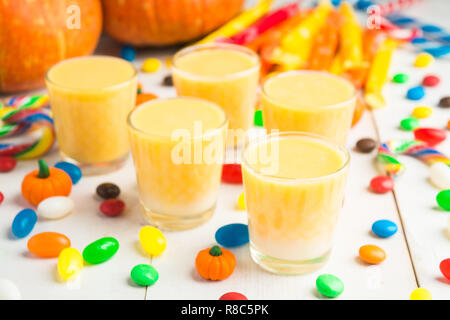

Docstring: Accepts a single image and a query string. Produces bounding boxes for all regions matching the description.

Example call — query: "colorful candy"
[439,258,450,280]
[356,138,377,153]
[11,209,37,238]
[436,190,450,211]
[221,164,243,184]
[54,162,82,184]
[414,128,446,146]
[96,183,120,200]
[215,223,249,248]
[430,162,450,190]
[406,86,425,101]
[219,292,248,300]
[82,237,119,264]
[414,52,434,68]
[412,106,432,119]
[196,0,273,45]
[254,109,264,127]
[139,226,166,256]
[0,156,16,172]
[121,45,136,62]
[100,199,125,217]
[0,95,55,160]
[142,58,161,73]
[162,75,173,87]
[422,75,440,87]
[339,2,363,71]
[0,279,21,300]
[130,264,159,286]
[58,248,83,281]
[370,175,394,193]
[37,196,74,220]
[316,274,344,298]
[359,244,386,264]
[392,73,409,84]
[195,245,236,281]
[364,39,397,109]
[410,288,432,300]
[400,117,419,131]
[0,192,3,205]
[27,232,71,258]
[371,220,398,238]
[438,96,450,108]
[237,192,246,210]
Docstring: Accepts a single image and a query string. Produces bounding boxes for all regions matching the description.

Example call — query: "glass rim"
[127,96,228,141]
[261,70,357,110]
[172,43,261,82]
[45,55,138,92]
[241,131,350,183]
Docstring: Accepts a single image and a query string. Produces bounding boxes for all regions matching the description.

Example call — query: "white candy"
[430,162,450,190]
[37,196,74,220]
[0,279,21,300]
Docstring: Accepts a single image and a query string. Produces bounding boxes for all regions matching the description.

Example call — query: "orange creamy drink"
[172,43,260,147]
[127,97,227,230]
[242,132,350,274]
[262,71,356,145]
[46,56,137,174]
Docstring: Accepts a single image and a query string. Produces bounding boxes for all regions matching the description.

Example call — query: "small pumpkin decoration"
[22,159,72,206]
[195,245,236,281]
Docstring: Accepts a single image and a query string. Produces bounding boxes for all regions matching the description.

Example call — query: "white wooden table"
[1,0,449,300]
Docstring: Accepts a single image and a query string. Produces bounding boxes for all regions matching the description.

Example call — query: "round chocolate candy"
[96,183,120,199]
[406,86,425,100]
[162,75,173,86]
[316,274,344,298]
[438,96,450,108]
[356,138,377,153]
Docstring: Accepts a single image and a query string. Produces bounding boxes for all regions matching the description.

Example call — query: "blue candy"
[421,25,442,33]
[354,0,374,10]
[215,223,249,248]
[54,162,82,184]
[406,86,425,100]
[372,219,398,238]
[411,37,428,44]
[121,46,136,62]
[424,46,450,58]
[12,209,37,238]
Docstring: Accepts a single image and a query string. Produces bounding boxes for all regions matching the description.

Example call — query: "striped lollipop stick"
[377,139,450,177]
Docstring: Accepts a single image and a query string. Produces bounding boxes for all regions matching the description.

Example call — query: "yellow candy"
[412,106,432,119]
[414,53,434,68]
[165,57,172,68]
[57,248,83,281]
[410,288,432,300]
[237,192,245,210]
[139,226,166,256]
[142,58,161,73]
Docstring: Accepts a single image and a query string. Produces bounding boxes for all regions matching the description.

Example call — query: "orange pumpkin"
[102,0,245,46]
[22,160,72,206]
[0,0,102,93]
[195,245,236,281]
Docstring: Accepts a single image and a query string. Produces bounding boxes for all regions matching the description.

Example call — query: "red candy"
[0,156,16,172]
[440,258,450,280]
[100,199,125,217]
[219,292,248,300]
[422,75,440,87]
[370,175,394,194]
[0,192,3,204]
[221,164,243,184]
[414,128,447,147]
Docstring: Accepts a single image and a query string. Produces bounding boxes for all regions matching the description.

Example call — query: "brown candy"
[162,75,173,86]
[439,96,450,108]
[356,138,377,153]
[96,183,120,200]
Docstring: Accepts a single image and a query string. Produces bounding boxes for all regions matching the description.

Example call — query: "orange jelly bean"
[27,232,71,258]
[359,244,386,264]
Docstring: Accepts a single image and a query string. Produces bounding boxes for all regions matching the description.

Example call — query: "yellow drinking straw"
[364,38,398,110]
[270,0,332,70]
[195,0,274,45]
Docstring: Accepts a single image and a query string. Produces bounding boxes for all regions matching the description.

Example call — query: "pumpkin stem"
[209,245,223,256]
[38,159,50,178]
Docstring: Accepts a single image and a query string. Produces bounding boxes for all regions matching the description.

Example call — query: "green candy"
[392,73,409,84]
[82,237,119,264]
[437,190,450,211]
[400,117,419,131]
[316,274,344,298]
[130,264,159,286]
[254,109,264,127]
